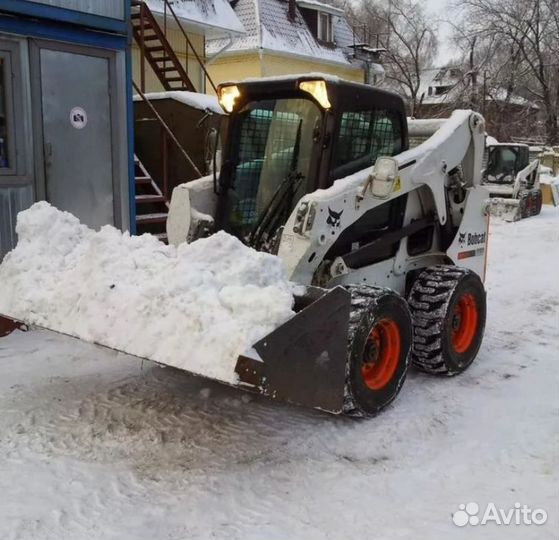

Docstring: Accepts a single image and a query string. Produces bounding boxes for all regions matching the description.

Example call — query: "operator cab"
[484,143,530,184]
[215,75,408,251]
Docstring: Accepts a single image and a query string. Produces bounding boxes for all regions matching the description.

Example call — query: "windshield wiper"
[249,170,304,249]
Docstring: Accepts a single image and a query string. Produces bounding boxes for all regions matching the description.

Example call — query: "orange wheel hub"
[361,319,401,390]
[451,293,479,353]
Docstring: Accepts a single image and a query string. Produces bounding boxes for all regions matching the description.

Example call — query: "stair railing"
[158,0,218,94]
[132,0,218,94]
[133,81,202,201]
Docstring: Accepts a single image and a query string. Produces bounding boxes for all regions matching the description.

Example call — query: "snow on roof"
[229,72,342,84]
[133,91,224,114]
[486,142,529,148]
[296,0,344,16]
[146,0,245,38]
[207,0,359,67]
[488,87,539,109]
[417,67,539,109]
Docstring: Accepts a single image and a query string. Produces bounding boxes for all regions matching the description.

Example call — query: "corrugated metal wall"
[26,0,125,20]
[0,186,33,261]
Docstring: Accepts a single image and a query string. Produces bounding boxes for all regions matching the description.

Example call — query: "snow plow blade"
[487,198,523,222]
[0,315,28,337]
[235,286,351,413]
[0,286,351,414]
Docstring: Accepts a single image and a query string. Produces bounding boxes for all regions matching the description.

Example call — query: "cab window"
[332,109,402,180]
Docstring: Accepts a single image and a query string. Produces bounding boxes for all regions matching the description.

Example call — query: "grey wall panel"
[27,0,125,20]
[0,185,33,261]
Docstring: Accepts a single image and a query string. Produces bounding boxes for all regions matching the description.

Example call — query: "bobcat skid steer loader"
[482,142,542,221]
[1,76,490,417]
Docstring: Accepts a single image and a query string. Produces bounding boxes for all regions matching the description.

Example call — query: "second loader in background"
[482,142,542,221]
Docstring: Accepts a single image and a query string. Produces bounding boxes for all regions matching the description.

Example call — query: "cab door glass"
[332,109,402,180]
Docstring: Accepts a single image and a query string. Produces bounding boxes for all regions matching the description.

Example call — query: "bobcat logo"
[327,207,343,228]
[458,232,466,246]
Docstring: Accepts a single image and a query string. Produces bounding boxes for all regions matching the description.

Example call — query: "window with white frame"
[317,12,333,43]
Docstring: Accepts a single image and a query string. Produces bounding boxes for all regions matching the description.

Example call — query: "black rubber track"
[531,189,543,216]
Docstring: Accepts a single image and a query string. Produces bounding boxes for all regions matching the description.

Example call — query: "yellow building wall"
[132,29,207,93]
[261,53,365,83]
[206,54,262,95]
[205,51,364,95]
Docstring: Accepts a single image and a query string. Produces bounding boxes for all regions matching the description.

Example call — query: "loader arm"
[278,110,487,284]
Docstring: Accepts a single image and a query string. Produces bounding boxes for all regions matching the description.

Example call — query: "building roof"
[206,0,359,67]
[417,66,539,109]
[146,0,245,38]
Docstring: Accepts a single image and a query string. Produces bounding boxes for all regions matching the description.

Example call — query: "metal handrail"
[160,0,218,94]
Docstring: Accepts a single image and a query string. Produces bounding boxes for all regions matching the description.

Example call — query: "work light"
[298,80,331,109]
[218,85,241,113]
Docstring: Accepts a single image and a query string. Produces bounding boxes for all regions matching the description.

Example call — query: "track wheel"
[532,189,543,216]
[408,266,486,375]
[343,286,412,417]
[518,190,531,219]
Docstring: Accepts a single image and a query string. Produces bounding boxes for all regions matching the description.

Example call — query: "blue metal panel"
[0,13,128,50]
[125,46,137,235]
[0,0,128,34]
[0,185,33,261]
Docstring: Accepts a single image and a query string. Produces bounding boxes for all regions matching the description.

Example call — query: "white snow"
[296,0,344,15]
[133,91,224,114]
[146,0,245,37]
[260,25,350,64]
[232,71,341,85]
[0,206,557,539]
[0,202,294,384]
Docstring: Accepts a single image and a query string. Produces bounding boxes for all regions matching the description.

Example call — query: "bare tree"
[347,0,439,115]
[456,0,559,144]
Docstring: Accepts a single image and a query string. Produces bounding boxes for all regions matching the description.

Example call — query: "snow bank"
[0,203,295,383]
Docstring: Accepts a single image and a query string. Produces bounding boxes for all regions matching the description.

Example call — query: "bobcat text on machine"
[1,75,491,417]
[165,74,491,416]
[482,141,542,221]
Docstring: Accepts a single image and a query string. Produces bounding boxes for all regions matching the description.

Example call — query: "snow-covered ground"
[0,208,558,539]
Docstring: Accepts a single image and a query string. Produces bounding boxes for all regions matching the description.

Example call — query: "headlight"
[298,80,331,109]
[218,85,241,113]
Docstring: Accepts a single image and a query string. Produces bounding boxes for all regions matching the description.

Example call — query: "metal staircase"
[130,0,217,239]
[134,154,169,242]
[131,0,196,92]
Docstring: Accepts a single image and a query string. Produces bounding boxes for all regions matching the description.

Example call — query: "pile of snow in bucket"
[0,203,295,383]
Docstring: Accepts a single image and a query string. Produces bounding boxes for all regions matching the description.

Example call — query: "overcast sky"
[424,0,456,65]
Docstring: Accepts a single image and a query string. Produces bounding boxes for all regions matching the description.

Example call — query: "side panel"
[446,186,490,281]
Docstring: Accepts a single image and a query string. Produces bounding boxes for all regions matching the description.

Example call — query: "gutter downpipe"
[206,33,235,66]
